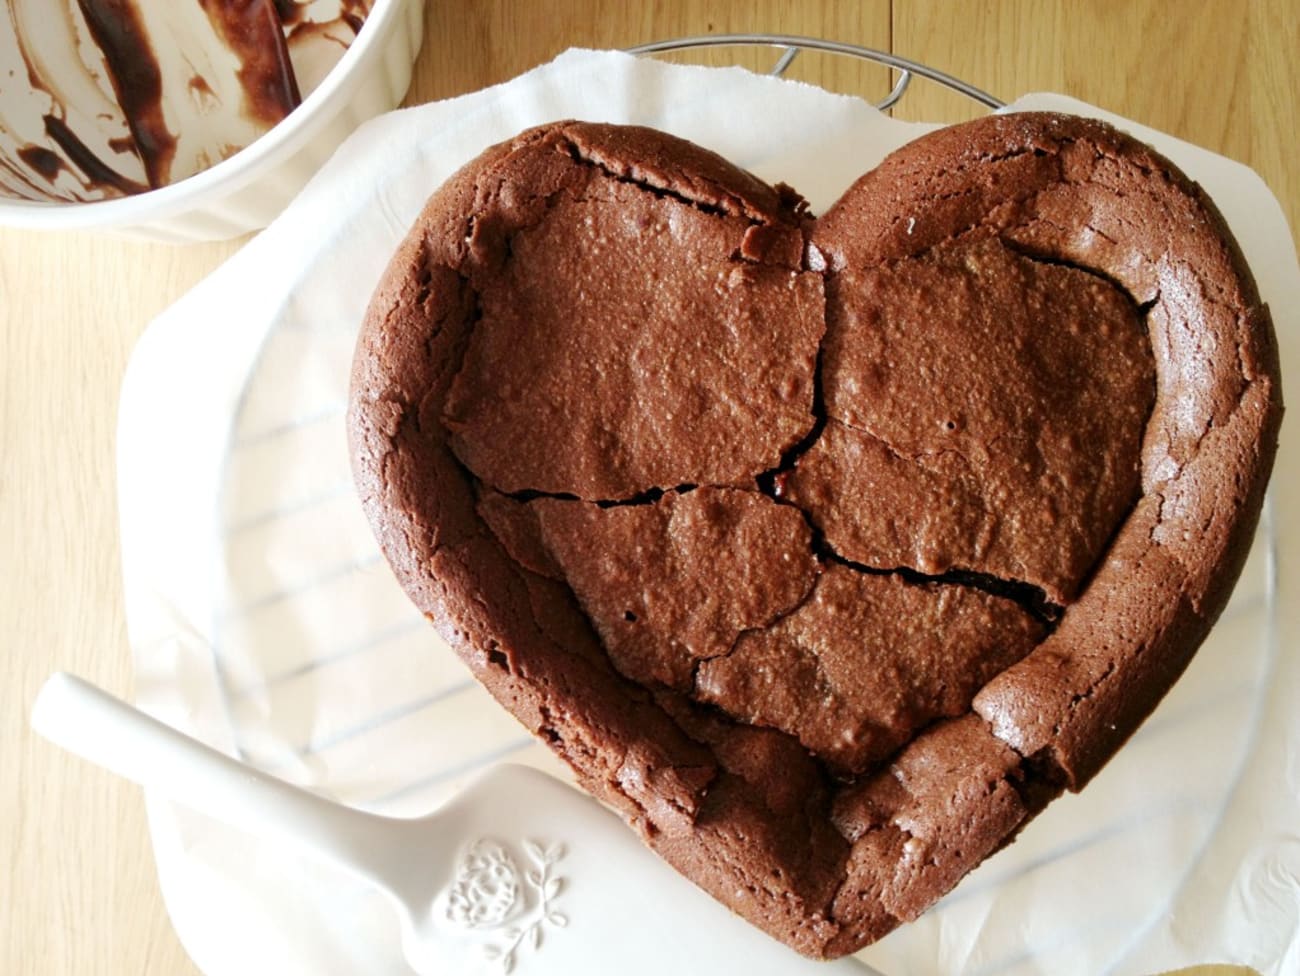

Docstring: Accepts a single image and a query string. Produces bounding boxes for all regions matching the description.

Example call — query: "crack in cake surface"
[447,121,1158,787]
[479,483,1051,781]
[441,131,824,500]
[789,233,1157,606]
[348,116,1281,960]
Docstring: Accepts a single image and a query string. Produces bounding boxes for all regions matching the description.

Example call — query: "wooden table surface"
[3,2,1295,974]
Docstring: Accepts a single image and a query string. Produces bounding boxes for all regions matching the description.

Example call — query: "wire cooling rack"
[626,33,1004,111]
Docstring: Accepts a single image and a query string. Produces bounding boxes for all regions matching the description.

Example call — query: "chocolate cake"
[348,115,1281,957]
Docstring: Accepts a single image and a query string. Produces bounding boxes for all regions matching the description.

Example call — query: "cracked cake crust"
[348,116,1281,958]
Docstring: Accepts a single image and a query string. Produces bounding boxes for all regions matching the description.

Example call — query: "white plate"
[117,53,1300,975]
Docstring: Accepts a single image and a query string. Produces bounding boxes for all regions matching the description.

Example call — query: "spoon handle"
[31,672,406,887]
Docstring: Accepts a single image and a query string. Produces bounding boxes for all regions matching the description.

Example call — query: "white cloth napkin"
[117,48,1300,975]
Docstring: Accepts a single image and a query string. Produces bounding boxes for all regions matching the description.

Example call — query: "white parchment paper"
[116,49,1300,975]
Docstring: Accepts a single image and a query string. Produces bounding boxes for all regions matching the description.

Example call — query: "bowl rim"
[0,0,414,230]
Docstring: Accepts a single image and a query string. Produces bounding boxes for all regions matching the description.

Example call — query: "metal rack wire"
[627,33,1004,112]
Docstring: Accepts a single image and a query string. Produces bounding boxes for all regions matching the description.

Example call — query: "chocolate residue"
[199,0,301,127]
[2,0,368,201]
[43,114,148,195]
[75,0,176,188]
[16,144,62,182]
[272,0,304,26]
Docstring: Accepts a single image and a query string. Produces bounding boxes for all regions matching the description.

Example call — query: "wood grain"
[2,2,1293,973]
[413,2,893,104]
[1,233,242,975]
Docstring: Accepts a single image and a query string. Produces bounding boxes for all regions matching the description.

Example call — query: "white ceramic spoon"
[32,672,882,976]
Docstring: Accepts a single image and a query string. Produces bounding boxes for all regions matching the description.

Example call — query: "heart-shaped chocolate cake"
[348,114,1281,957]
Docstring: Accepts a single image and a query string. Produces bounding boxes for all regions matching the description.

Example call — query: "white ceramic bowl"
[0,0,425,243]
